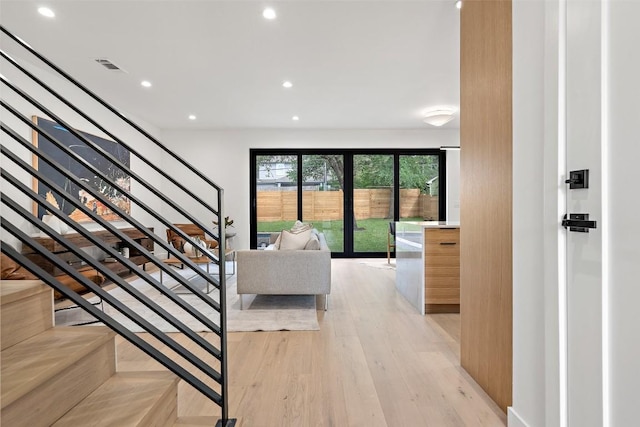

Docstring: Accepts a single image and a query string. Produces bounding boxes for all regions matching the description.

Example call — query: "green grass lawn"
[258,218,422,252]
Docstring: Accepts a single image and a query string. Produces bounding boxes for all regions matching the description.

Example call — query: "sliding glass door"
[301,154,344,252]
[254,154,298,248]
[352,154,394,253]
[251,149,445,257]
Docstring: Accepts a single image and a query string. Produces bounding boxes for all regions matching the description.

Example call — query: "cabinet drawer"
[424,229,460,256]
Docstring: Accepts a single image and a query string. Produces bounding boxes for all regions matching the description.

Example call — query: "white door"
[564,1,640,426]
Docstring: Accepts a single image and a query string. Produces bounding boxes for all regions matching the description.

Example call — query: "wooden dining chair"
[387,222,396,264]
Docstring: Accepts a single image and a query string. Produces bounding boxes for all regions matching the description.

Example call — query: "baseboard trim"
[507,407,529,427]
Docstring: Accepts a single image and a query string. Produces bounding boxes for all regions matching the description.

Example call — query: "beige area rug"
[55,266,320,332]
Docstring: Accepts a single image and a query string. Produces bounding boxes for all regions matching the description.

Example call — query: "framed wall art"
[32,116,131,223]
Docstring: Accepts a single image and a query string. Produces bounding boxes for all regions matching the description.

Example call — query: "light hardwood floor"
[115,259,506,426]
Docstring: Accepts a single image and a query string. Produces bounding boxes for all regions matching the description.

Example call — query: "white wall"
[160,129,460,251]
[0,56,164,251]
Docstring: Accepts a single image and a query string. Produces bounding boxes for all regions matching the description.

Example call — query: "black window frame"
[250,148,446,258]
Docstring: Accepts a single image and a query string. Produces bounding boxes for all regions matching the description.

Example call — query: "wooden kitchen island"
[395,221,460,314]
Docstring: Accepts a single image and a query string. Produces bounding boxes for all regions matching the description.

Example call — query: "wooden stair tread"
[53,371,179,427]
[0,280,50,305]
[1,326,115,408]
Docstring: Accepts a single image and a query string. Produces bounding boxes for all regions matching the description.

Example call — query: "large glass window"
[254,154,298,248]
[250,149,445,257]
[302,155,344,252]
[353,154,394,253]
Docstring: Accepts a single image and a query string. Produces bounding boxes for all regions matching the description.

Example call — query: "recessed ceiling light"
[292,116,300,121]
[38,7,55,18]
[141,80,152,88]
[456,1,462,9]
[263,8,277,20]
[188,115,197,120]
[282,81,293,89]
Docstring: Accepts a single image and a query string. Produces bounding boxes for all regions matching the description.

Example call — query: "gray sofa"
[236,232,331,310]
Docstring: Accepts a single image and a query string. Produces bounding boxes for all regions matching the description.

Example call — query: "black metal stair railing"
[0,25,235,426]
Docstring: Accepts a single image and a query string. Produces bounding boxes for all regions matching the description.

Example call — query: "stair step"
[1,280,53,350]
[1,326,116,427]
[53,371,179,427]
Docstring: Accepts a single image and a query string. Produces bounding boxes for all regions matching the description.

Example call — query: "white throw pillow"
[274,222,313,249]
[279,229,312,250]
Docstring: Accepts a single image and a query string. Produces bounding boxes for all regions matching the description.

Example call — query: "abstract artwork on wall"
[32,116,131,223]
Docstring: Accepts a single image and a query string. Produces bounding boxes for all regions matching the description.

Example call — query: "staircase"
[1,280,216,426]
[1,25,234,426]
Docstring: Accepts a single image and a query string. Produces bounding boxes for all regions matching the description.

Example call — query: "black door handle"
[562,214,597,232]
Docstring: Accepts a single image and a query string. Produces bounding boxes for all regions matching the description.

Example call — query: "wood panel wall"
[460,0,513,412]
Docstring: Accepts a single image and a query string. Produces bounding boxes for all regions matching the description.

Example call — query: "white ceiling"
[0,0,460,130]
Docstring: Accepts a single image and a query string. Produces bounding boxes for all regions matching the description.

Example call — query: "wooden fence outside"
[257,189,438,221]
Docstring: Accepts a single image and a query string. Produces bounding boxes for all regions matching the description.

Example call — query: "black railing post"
[216,189,232,426]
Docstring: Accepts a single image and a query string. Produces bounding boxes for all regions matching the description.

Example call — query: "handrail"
[0,25,222,192]
[0,25,234,425]
[1,134,233,421]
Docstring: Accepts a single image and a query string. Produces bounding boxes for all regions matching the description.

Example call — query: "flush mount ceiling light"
[38,7,55,18]
[292,116,300,121]
[140,80,152,88]
[263,8,277,20]
[282,81,293,89]
[188,115,197,120]
[423,109,456,127]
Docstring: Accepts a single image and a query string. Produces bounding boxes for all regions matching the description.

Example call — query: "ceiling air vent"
[94,58,126,72]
